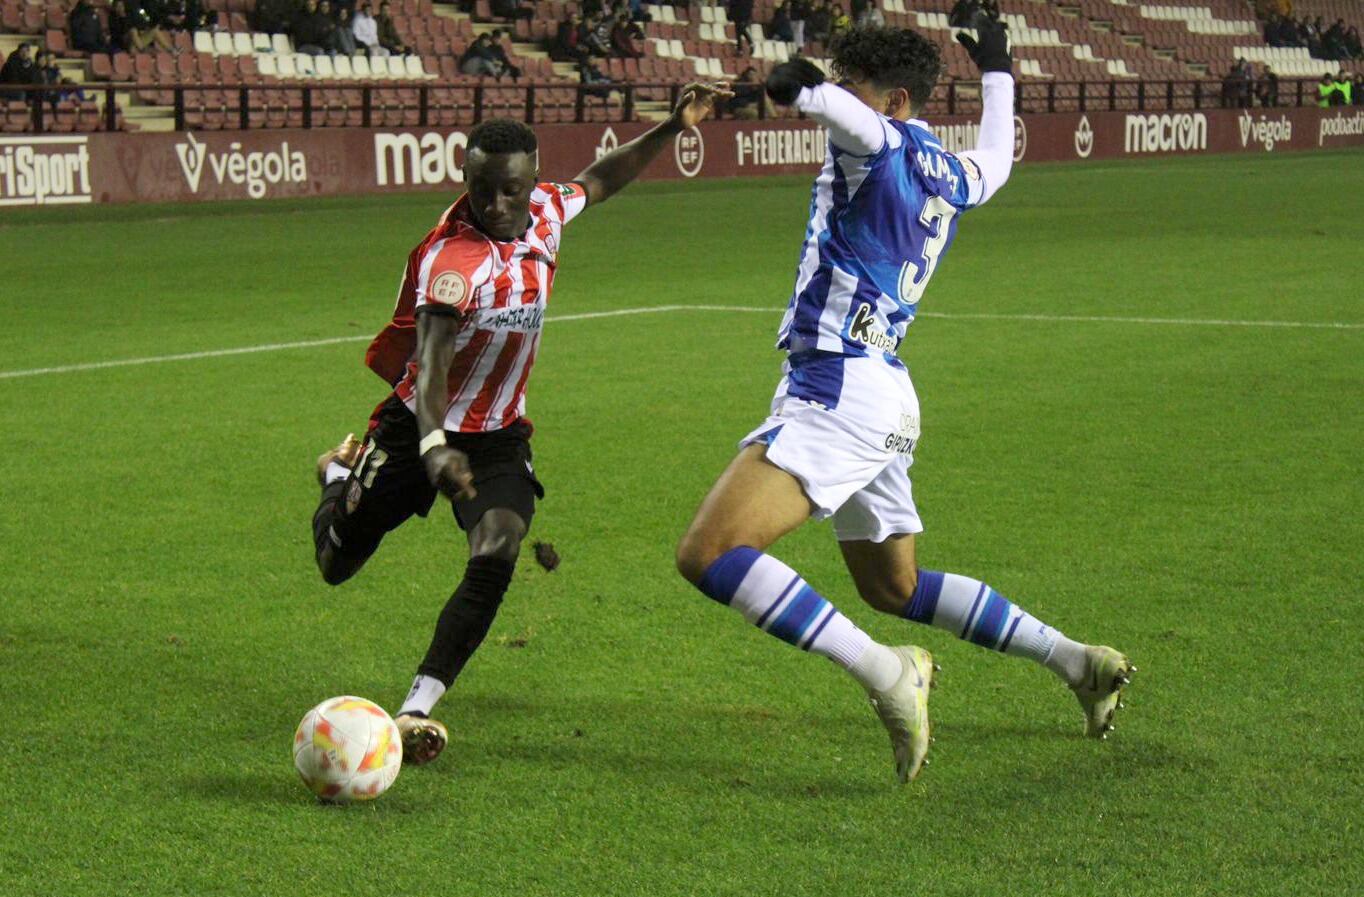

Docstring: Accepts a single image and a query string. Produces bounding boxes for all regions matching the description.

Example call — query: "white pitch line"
[1,304,1359,381]
[914,310,1364,330]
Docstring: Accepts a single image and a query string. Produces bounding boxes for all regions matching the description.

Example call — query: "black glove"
[956,13,1012,74]
[765,58,825,105]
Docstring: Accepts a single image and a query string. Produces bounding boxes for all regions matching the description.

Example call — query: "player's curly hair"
[468,118,538,155]
[830,26,942,111]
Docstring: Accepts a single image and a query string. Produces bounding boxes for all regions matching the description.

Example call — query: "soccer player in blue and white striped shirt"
[676,19,1133,784]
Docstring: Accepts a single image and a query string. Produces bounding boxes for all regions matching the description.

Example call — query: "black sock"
[417,556,515,686]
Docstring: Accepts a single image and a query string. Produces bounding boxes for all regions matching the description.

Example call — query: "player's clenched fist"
[765,58,825,105]
[423,445,477,501]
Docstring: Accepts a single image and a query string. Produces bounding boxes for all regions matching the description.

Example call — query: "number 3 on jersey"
[896,196,958,308]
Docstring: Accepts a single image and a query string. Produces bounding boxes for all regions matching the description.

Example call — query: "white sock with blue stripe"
[698,547,903,693]
[904,570,1087,686]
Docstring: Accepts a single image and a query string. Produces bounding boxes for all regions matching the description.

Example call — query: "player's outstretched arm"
[956,14,1016,204]
[573,82,731,206]
[767,59,885,157]
[414,310,476,502]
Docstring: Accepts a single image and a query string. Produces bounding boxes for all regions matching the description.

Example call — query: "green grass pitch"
[2,150,1361,896]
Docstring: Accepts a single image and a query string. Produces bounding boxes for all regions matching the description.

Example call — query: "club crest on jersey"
[847,303,898,353]
[429,271,469,307]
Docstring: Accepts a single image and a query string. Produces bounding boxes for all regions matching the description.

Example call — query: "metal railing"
[0,76,1342,133]
[939,77,1333,115]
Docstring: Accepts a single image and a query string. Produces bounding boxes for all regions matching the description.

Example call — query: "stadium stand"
[1,0,1360,133]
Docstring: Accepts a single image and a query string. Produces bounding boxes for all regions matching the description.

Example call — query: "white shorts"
[740,355,923,543]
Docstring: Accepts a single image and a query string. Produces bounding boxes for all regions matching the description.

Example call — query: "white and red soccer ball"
[293,696,402,802]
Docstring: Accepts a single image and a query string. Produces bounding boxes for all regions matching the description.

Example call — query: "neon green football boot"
[1072,646,1135,739]
[866,645,938,784]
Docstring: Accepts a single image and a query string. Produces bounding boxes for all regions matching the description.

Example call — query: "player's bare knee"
[675,528,728,585]
[860,567,918,615]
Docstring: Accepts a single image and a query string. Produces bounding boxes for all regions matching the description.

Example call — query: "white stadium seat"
[404,55,426,78]
[193,31,213,54]
[294,53,315,76]
[271,33,292,56]
[313,55,335,78]
[333,54,354,77]
[252,32,272,52]
[257,54,278,77]
[352,55,372,78]
[232,33,254,55]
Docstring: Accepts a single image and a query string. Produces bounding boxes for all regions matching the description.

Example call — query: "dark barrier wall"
[2,106,1361,207]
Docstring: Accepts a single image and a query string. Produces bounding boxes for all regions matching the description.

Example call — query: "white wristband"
[419,430,447,456]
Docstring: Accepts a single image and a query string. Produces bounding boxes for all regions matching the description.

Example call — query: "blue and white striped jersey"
[776,117,985,365]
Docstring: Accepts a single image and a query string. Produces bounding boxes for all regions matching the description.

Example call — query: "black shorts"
[333,395,544,558]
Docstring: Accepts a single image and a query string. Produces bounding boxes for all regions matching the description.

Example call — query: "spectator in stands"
[948,0,979,29]
[353,2,390,56]
[185,0,217,31]
[334,5,360,55]
[459,33,513,79]
[551,13,590,64]
[582,14,612,57]
[111,2,176,53]
[1317,72,1335,106]
[145,0,186,32]
[1333,70,1353,104]
[1220,62,1249,108]
[488,30,522,78]
[806,0,831,45]
[727,65,769,119]
[577,57,613,98]
[34,49,67,114]
[69,0,112,55]
[829,4,850,36]
[627,0,650,23]
[1,43,37,100]
[376,1,409,55]
[1346,27,1362,60]
[253,0,298,35]
[788,0,807,47]
[856,2,883,28]
[730,0,754,55]
[1323,19,1347,59]
[293,0,337,56]
[1255,65,1279,106]
[611,13,644,58]
[491,0,534,22]
[1354,72,1364,104]
[769,2,794,42]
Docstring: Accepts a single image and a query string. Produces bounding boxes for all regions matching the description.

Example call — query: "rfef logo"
[0,136,92,206]
[1124,113,1207,154]
[374,131,468,186]
[1239,112,1292,151]
[674,127,703,177]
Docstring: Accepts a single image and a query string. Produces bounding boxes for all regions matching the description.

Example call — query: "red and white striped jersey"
[365,181,588,433]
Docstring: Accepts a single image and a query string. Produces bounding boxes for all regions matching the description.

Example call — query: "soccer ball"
[293,696,402,803]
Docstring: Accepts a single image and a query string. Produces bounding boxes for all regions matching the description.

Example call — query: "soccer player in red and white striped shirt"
[310,89,726,765]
